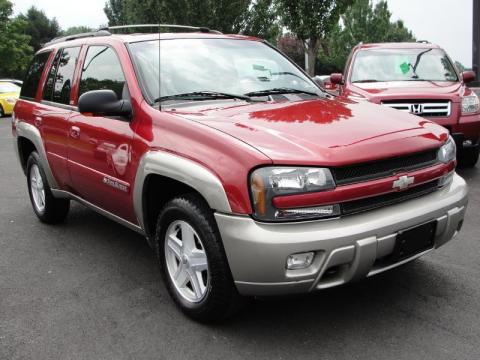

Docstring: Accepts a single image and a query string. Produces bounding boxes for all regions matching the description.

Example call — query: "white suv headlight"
[461,93,480,114]
[437,136,456,163]
[250,167,338,221]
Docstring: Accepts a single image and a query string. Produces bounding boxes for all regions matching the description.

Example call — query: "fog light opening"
[286,252,315,270]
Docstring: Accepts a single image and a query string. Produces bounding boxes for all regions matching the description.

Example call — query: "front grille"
[341,180,439,216]
[381,99,451,117]
[332,149,439,185]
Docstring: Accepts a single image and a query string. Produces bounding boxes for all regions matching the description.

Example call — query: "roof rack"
[44,30,111,47]
[100,24,222,34]
[417,40,430,44]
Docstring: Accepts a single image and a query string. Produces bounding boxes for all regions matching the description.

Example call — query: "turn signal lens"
[251,172,266,216]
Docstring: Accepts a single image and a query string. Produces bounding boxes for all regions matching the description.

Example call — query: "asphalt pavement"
[1,118,479,360]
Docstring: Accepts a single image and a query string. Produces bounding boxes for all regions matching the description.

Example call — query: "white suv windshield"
[351,48,458,83]
[129,38,319,103]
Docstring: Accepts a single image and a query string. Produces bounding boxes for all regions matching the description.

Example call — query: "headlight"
[250,167,338,221]
[5,97,17,104]
[461,93,480,114]
[437,136,456,163]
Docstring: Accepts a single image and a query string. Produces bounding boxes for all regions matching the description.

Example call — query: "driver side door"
[67,45,138,223]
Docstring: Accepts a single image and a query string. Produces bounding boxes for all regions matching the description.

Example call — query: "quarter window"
[79,46,126,100]
[20,51,51,100]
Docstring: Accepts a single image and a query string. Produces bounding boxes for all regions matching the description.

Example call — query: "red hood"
[348,81,464,104]
[169,98,448,166]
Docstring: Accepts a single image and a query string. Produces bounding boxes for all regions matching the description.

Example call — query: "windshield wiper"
[244,88,319,97]
[352,79,379,83]
[154,91,256,104]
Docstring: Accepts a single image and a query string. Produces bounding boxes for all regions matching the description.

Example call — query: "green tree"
[62,26,94,36]
[276,0,353,76]
[18,6,61,51]
[104,0,280,38]
[242,0,281,44]
[318,0,415,74]
[0,0,33,78]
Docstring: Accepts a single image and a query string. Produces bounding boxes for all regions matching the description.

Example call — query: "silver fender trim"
[15,121,59,189]
[133,151,232,231]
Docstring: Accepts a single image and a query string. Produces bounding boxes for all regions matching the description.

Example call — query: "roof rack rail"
[44,30,111,47]
[417,40,430,44]
[100,24,222,35]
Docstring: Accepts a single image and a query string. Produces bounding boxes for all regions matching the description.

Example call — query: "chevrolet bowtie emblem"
[393,175,415,190]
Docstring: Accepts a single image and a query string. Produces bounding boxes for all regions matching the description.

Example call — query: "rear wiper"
[245,87,319,97]
[154,91,256,104]
[352,79,379,83]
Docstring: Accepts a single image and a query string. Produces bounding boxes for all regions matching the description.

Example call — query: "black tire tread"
[26,152,70,224]
[155,193,243,322]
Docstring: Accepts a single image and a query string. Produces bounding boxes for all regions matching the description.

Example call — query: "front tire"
[0,104,4,118]
[155,194,242,322]
[458,147,479,168]
[26,152,70,223]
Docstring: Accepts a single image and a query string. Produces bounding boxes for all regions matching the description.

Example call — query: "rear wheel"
[27,152,70,223]
[458,147,479,168]
[155,194,243,322]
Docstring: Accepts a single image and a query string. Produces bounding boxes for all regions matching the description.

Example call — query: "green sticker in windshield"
[399,62,410,74]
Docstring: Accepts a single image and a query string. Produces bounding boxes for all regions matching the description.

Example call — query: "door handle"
[70,126,81,139]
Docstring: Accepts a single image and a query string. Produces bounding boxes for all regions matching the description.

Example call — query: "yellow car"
[0,81,21,117]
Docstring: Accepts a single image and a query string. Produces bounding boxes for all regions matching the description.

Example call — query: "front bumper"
[215,173,468,296]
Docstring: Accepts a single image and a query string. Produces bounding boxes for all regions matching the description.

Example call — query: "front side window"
[79,46,126,100]
[129,39,319,103]
[20,51,51,99]
[350,48,458,83]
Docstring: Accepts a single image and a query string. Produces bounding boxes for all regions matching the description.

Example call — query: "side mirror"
[462,71,476,83]
[78,90,132,118]
[330,73,344,85]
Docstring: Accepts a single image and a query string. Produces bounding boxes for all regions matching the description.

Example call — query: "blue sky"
[12,0,474,67]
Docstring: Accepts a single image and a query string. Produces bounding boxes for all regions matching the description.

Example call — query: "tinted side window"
[52,47,80,104]
[42,50,61,101]
[20,51,51,100]
[79,46,126,100]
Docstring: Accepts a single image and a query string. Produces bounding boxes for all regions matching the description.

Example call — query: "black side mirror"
[78,90,132,118]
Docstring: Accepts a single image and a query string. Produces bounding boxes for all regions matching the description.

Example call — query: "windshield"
[0,82,20,93]
[350,48,458,83]
[129,38,319,103]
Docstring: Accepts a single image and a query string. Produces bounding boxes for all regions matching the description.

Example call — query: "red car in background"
[329,42,480,167]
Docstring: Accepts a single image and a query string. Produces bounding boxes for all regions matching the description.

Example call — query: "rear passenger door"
[67,45,137,223]
[38,47,81,188]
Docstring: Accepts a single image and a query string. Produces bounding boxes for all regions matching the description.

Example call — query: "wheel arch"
[14,121,58,188]
[134,151,232,238]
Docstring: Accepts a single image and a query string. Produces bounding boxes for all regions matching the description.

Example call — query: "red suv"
[12,27,468,322]
[329,42,480,167]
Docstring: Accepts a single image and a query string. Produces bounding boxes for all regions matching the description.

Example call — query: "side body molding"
[14,121,59,189]
[133,151,232,231]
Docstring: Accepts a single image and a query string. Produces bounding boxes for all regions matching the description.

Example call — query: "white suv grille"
[381,100,451,117]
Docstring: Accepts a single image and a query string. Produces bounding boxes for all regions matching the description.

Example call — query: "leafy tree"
[0,0,33,78]
[104,0,282,39]
[242,0,281,44]
[62,26,94,36]
[276,0,353,76]
[18,6,61,51]
[318,0,415,74]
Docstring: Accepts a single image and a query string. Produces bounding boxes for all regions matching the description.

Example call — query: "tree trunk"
[306,48,316,76]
